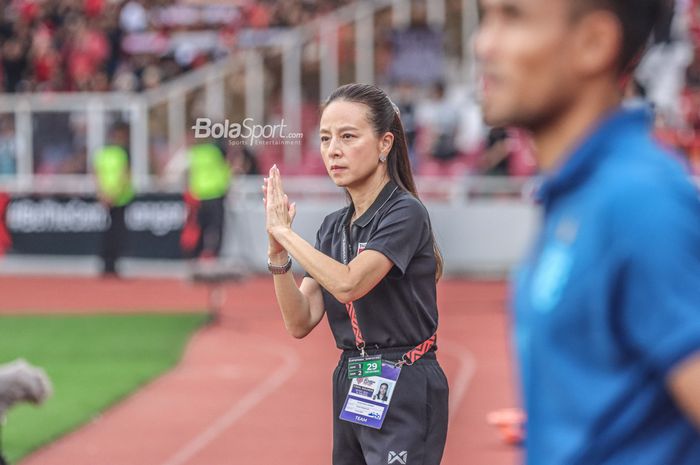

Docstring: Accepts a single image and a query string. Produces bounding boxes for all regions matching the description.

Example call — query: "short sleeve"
[363,198,430,276]
[616,186,700,378]
[304,222,324,279]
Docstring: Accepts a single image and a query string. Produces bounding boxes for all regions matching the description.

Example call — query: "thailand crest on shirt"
[530,218,578,313]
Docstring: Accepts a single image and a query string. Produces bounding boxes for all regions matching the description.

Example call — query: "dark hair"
[572,0,665,73]
[322,83,444,281]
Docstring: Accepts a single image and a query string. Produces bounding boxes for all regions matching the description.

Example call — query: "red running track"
[0,276,520,465]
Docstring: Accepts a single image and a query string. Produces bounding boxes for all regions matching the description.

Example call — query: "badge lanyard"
[338,209,437,430]
[341,223,436,367]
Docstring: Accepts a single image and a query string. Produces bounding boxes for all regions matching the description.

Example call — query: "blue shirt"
[513,107,700,465]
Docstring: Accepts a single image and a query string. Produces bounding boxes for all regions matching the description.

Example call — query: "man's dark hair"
[573,0,666,73]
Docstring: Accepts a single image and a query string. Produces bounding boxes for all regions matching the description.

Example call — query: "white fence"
[0,0,480,195]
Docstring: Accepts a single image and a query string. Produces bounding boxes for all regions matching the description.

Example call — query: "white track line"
[160,337,472,465]
[160,338,301,465]
[438,338,477,423]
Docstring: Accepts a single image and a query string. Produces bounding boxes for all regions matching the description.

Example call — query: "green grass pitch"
[0,313,206,462]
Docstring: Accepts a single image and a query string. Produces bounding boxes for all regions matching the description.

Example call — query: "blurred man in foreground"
[476,0,700,463]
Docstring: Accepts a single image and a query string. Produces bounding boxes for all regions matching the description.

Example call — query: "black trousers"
[193,196,225,258]
[333,348,449,465]
[101,205,127,274]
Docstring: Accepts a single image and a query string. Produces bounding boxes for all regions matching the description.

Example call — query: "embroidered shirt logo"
[529,217,579,314]
[388,451,408,464]
[531,241,574,314]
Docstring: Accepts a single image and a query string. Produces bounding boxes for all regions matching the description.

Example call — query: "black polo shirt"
[309,181,439,350]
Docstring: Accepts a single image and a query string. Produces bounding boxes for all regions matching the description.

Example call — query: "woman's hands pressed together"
[263,165,296,260]
[263,163,392,305]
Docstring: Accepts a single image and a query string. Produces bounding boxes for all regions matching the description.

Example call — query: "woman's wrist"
[269,225,291,241]
[268,250,289,265]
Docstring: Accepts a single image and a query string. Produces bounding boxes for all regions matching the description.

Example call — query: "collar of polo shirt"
[337,181,400,232]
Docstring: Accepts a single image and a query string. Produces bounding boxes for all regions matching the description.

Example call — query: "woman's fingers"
[268,166,282,201]
[265,165,295,229]
[269,165,278,189]
[272,168,287,206]
[267,173,281,207]
[271,165,285,196]
[289,202,297,222]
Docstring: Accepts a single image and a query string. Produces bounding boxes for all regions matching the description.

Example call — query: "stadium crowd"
[0,0,700,178]
[0,0,353,93]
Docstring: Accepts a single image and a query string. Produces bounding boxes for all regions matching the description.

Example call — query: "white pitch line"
[438,338,477,423]
[159,338,301,465]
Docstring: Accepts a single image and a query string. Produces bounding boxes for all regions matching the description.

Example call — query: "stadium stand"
[2,0,700,179]
[0,0,697,273]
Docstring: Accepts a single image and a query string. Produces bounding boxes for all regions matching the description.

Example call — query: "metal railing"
[0,0,480,195]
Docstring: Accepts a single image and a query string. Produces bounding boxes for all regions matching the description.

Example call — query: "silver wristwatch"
[267,256,292,274]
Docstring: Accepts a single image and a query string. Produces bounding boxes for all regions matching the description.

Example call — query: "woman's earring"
[379,153,387,163]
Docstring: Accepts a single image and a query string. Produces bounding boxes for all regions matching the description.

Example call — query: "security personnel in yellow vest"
[186,142,231,259]
[93,122,134,276]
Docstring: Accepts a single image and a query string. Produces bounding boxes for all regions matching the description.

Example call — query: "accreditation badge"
[340,357,401,429]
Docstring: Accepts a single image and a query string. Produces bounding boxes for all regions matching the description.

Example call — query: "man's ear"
[571,10,623,78]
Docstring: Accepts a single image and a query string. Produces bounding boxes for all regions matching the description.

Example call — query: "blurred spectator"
[454,87,487,160]
[475,128,537,177]
[141,64,162,89]
[623,78,655,117]
[32,112,85,174]
[230,145,259,176]
[392,81,419,168]
[93,121,134,276]
[655,0,677,44]
[1,38,27,93]
[649,0,700,174]
[29,24,59,90]
[167,132,231,260]
[386,0,444,87]
[415,82,461,163]
[186,141,230,260]
[627,0,690,126]
[477,128,510,176]
[65,17,109,91]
